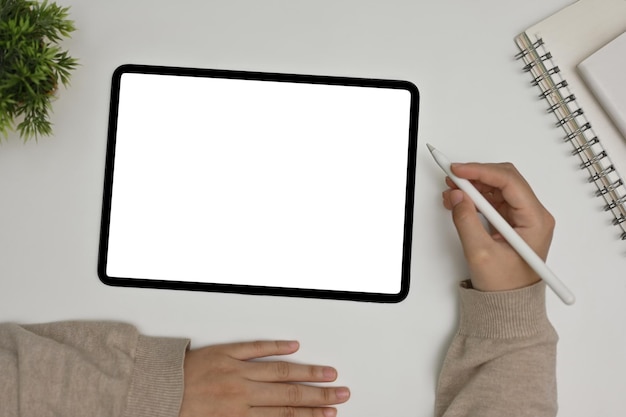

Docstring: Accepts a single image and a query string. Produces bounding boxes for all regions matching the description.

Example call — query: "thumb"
[449,190,491,256]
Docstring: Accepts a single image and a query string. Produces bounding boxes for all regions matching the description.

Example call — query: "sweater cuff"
[458,281,550,339]
[123,335,190,417]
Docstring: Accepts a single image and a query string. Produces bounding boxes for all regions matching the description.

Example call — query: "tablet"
[98,64,419,302]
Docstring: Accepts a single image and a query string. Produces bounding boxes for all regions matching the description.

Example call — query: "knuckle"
[279,407,297,417]
[498,162,522,181]
[274,361,291,379]
[322,387,334,403]
[500,161,516,171]
[287,384,303,404]
[497,162,518,176]
[274,340,282,353]
[466,247,492,268]
[544,211,556,230]
[251,340,266,355]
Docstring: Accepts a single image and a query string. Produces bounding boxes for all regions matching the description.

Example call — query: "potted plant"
[0,0,78,142]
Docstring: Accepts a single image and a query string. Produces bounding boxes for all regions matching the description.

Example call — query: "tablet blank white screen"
[106,73,412,294]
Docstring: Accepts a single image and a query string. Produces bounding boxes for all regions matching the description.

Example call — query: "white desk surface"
[1,1,625,416]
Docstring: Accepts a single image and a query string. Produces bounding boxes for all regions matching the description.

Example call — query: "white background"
[1,1,625,416]
[107,73,411,293]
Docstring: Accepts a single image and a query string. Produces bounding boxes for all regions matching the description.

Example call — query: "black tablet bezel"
[98,64,419,303]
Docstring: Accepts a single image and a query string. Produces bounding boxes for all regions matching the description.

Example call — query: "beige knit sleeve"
[0,321,189,417]
[435,281,558,417]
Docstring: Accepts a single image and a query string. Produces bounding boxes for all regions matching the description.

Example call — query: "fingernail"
[323,366,337,379]
[323,408,337,417]
[336,387,350,400]
[287,340,299,350]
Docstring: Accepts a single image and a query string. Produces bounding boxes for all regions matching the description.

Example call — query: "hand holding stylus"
[429,144,574,303]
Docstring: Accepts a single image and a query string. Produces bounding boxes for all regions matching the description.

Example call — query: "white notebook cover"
[578,31,626,141]
[517,0,626,174]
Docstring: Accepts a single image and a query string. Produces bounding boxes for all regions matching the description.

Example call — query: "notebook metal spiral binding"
[516,33,626,240]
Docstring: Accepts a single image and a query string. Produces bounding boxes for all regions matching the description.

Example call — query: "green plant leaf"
[0,0,78,142]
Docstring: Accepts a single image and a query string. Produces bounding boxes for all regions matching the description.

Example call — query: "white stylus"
[427,143,575,305]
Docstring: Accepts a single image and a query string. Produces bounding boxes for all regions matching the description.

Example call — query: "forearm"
[435,281,558,417]
[0,321,189,417]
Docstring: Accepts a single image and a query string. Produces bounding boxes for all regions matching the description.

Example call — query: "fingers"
[444,176,505,207]
[251,382,351,407]
[449,162,537,210]
[217,341,339,382]
[230,343,350,408]
[219,341,338,382]
[444,162,553,233]
[250,406,338,417]
[223,340,301,361]
[443,189,493,256]
[246,360,338,382]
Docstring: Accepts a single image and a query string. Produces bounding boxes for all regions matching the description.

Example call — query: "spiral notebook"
[578,32,626,141]
[515,0,626,240]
